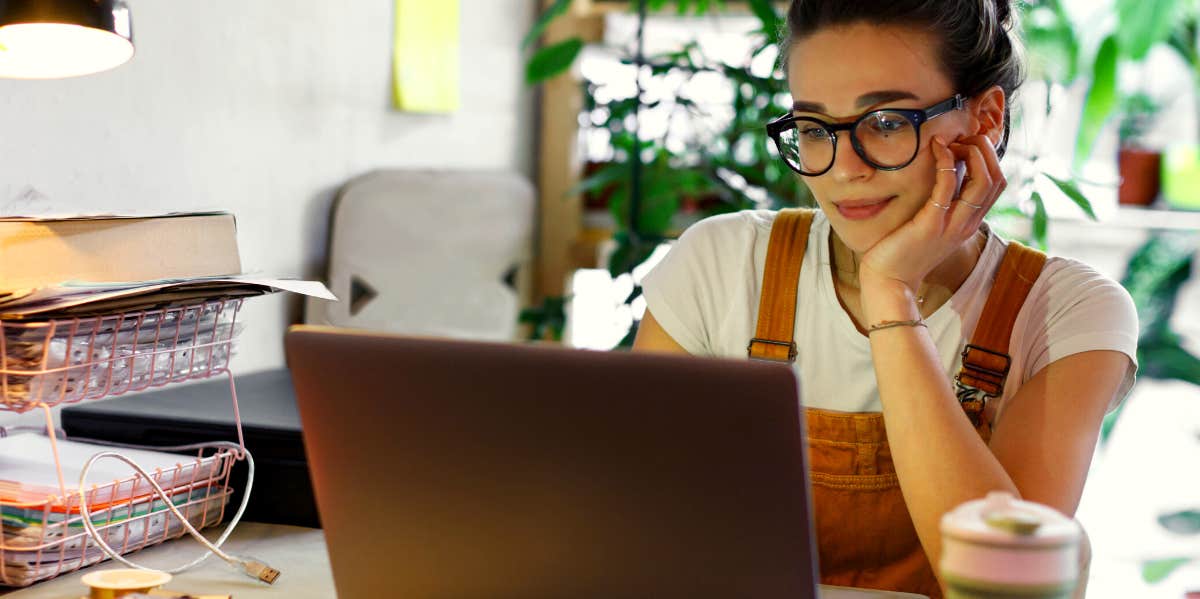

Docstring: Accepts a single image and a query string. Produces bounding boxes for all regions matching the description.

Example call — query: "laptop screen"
[287,325,818,598]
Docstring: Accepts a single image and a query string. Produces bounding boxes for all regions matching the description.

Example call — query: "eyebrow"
[792,90,921,115]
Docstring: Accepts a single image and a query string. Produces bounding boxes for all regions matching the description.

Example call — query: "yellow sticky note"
[393,0,460,112]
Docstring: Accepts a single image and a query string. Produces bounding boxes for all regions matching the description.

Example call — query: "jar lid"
[81,568,173,599]
[941,491,1080,547]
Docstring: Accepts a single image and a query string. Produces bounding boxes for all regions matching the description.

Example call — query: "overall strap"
[956,240,1047,426]
[747,208,816,362]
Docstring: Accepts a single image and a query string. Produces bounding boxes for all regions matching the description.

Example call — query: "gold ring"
[936,168,956,172]
[930,200,951,211]
[961,200,984,209]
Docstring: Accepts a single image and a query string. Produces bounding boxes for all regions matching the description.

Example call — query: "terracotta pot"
[1118,147,1162,206]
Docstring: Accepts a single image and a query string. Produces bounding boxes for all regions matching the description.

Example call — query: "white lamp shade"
[0,0,133,79]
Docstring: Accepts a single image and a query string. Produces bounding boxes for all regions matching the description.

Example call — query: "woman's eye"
[868,115,909,133]
[798,126,830,141]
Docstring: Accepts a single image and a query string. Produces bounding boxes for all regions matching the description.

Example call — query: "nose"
[828,133,873,183]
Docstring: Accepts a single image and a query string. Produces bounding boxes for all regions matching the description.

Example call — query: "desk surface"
[1,523,926,598]
[1,523,330,598]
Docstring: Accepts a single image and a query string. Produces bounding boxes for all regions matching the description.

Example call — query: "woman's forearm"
[860,278,1018,570]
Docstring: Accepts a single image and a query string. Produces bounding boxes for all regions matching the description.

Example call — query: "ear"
[970,85,1006,148]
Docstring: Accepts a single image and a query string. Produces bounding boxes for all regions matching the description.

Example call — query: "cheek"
[905,147,939,198]
[802,176,832,206]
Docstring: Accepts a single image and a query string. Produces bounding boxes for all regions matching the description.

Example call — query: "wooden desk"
[1,523,926,598]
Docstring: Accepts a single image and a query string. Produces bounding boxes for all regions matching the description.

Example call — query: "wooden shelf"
[1100,206,1200,231]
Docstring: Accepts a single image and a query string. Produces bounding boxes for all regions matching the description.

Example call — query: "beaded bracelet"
[866,318,927,334]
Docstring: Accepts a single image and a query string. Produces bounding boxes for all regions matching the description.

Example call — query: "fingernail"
[933,135,945,147]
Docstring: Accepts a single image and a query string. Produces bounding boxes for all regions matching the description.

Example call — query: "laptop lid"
[285,325,818,598]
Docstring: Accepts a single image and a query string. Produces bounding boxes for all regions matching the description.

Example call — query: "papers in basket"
[0,434,234,587]
[0,301,243,410]
[0,275,336,319]
[0,434,226,505]
[0,488,229,587]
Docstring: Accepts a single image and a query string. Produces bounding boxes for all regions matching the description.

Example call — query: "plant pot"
[1118,147,1162,206]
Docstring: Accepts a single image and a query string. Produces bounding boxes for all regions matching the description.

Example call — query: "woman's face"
[787,22,974,253]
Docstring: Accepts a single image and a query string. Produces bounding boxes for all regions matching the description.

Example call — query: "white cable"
[74,440,278,583]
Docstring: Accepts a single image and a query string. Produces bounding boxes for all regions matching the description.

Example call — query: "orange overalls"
[747,209,1046,599]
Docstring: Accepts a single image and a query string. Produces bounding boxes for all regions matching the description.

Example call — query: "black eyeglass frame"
[765,94,965,176]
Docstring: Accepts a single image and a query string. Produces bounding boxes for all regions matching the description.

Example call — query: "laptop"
[285,324,818,598]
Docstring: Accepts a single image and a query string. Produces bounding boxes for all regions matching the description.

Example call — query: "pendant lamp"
[0,0,133,79]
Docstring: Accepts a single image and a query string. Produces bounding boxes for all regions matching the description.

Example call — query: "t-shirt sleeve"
[1019,258,1140,413]
[639,212,750,356]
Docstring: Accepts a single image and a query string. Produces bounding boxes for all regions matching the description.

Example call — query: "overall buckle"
[747,338,797,362]
[956,344,1011,426]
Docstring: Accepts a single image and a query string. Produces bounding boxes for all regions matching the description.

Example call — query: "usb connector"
[238,558,280,584]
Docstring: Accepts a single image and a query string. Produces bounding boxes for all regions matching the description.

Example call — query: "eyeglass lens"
[776,111,919,174]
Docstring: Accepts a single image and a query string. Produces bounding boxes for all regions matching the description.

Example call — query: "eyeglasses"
[765,94,964,176]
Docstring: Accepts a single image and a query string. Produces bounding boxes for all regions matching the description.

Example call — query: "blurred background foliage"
[520,0,1198,387]
[521,0,1200,581]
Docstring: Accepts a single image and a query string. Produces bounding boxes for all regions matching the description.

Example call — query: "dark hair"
[780,0,1024,159]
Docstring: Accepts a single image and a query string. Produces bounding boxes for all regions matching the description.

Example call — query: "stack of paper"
[0,275,335,320]
[0,434,234,587]
[0,300,240,409]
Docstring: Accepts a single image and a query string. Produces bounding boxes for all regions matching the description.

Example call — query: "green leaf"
[1053,1,1080,83]
[608,186,630,229]
[616,320,639,349]
[1074,35,1118,170]
[607,233,658,278]
[1142,557,1191,583]
[1042,173,1098,219]
[1138,341,1200,384]
[518,295,569,341]
[1116,0,1181,61]
[639,185,682,234]
[1158,509,1200,535]
[1120,232,1199,344]
[525,37,583,84]
[1030,191,1048,250]
[748,0,781,44]
[987,205,1027,219]
[1166,20,1199,67]
[521,0,573,50]
[566,163,626,197]
[1025,23,1080,83]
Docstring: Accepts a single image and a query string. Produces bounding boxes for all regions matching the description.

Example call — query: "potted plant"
[1116,92,1163,206]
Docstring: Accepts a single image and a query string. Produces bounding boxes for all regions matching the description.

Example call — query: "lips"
[835,196,896,221]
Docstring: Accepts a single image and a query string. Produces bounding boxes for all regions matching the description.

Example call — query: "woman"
[633,1,1138,597]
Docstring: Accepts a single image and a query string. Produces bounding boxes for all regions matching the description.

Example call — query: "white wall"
[0,0,536,380]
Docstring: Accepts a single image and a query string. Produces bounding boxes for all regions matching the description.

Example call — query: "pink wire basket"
[0,297,250,586]
[0,444,237,587]
[0,299,243,413]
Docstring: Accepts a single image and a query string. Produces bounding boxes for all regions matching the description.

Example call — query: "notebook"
[285,324,820,598]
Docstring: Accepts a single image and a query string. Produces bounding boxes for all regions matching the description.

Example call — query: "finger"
[946,141,992,233]
[921,135,958,231]
[946,141,996,233]
[963,134,1006,199]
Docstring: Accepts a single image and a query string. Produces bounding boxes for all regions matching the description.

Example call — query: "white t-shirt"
[641,209,1139,424]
